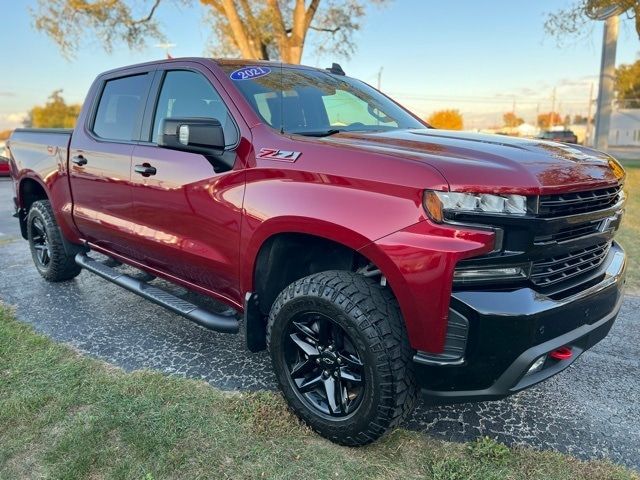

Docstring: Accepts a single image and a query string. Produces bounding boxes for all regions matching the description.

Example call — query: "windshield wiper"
[289,129,342,137]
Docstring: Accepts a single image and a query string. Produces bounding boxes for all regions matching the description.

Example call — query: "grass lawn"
[0,306,637,480]
[618,161,640,293]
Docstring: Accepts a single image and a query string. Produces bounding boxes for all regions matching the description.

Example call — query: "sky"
[0,0,639,130]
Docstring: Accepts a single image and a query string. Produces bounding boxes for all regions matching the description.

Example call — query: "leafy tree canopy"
[427,110,463,130]
[503,112,524,128]
[545,0,639,42]
[25,90,82,129]
[537,112,563,129]
[32,0,387,63]
[615,60,640,108]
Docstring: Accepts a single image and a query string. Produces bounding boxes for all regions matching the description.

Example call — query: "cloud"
[0,92,14,97]
[0,112,27,123]
[0,112,27,130]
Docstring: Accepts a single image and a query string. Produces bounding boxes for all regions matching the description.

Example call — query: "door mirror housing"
[159,117,225,154]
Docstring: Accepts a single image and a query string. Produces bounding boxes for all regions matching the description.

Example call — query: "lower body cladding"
[415,242,626,404]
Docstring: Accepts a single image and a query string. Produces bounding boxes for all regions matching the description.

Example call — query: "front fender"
[359,220,495,353]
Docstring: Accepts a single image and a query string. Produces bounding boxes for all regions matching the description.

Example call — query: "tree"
[537,112,562,129]
[27,90,82,129]
[615,60,640,108]
[427,110,463,130]
[503,112,524,128]
[573,114,589,124]
[32,0,386,63]
[545,0,639,41]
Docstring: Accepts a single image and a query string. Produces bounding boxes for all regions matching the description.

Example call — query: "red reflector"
[550,346,573,361]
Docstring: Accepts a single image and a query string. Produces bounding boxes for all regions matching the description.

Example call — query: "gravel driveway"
[1,178,638,470]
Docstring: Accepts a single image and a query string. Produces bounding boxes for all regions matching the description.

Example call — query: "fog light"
[453,266,528,285]
[526,355,546,375]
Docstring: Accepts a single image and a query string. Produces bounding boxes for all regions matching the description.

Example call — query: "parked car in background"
[539,129,579,144]
[6,58,627,446]
[0,156,10,176]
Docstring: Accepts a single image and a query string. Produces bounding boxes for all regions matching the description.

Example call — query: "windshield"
[221,64,425,135]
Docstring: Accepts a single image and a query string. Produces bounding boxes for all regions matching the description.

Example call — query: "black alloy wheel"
[284,311,365,417]
[267,271,417,446]
[30,216,51,267]
[27,200,82,282]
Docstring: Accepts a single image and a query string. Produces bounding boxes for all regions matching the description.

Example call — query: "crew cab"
[6,58,626,445]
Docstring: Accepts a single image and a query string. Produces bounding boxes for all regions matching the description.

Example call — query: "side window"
[93,74,150,141]
[152,70,238,147]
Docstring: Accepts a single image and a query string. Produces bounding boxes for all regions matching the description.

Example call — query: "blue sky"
[1,0,638,130]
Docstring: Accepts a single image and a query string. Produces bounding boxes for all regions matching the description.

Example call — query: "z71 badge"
[257,148,301,162]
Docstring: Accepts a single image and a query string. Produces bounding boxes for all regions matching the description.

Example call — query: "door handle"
[134,164,157,176]
[71,155,87,166]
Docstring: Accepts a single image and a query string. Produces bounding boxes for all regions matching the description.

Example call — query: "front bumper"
[414,242,626,403]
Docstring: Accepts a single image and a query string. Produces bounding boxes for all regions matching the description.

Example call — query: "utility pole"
[377,67,384,91]
[586,82,595,146]
[558,102,563,126]
[594,15,619,150]
[550,87,557,129]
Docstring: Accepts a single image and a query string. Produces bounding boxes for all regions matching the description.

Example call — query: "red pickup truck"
[7,58,627,446]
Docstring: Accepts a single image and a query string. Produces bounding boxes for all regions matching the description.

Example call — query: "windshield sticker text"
[230,66,271,81]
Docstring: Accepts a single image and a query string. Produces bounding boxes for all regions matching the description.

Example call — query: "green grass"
[0,306,637,480]
[618,162,640,293]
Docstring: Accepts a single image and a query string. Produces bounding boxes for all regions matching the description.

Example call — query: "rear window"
[93,74,150,141]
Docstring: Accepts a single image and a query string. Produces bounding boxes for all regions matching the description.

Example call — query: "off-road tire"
[27,200,81,282]
[267,270,418,446]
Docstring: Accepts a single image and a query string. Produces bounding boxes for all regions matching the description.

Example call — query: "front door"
[129,68,245,302]
[69,72,153,259]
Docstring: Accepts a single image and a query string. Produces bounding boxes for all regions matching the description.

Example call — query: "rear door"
[129,64,246,302]
[69,71,153,258]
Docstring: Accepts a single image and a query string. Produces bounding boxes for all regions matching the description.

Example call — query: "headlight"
[424,190,527,222]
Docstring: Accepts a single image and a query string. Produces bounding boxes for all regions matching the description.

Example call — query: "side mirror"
[159,117,225,154]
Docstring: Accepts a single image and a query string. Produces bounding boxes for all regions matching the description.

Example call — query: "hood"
[323,129,624,194]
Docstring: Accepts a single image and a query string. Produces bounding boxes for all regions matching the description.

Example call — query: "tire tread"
[28,200,81,282]
[267,270,418,446]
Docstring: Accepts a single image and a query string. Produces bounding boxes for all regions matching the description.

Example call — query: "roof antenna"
[326,63,345,76]
[279,62,284,134]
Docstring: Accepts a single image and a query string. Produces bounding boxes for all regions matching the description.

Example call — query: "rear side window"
[152,70,238,147]
[93,74,150,141]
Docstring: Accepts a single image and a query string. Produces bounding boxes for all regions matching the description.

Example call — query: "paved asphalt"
[0,177,639,470]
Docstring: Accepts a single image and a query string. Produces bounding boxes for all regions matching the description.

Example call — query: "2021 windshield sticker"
[230,66,271,81]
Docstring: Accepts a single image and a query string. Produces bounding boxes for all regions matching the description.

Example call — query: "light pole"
[589,6,622,150]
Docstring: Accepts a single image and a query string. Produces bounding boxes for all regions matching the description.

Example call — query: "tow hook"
[549,346,573,361]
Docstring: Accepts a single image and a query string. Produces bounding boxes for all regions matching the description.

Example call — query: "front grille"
[530,242,611,287]
[534,222,601,244]
[537,185,622,218]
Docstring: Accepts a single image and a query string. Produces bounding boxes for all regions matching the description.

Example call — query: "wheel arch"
[243,219,403,318]
[17,176,50,239]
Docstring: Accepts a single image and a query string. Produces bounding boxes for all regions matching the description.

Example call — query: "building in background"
[608,110,640,146]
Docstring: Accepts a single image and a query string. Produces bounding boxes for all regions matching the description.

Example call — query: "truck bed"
[9,128,73,177]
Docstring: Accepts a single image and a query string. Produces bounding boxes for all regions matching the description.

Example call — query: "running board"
[75,253,239,334]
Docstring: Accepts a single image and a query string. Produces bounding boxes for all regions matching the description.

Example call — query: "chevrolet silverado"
[7,58,626,445]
